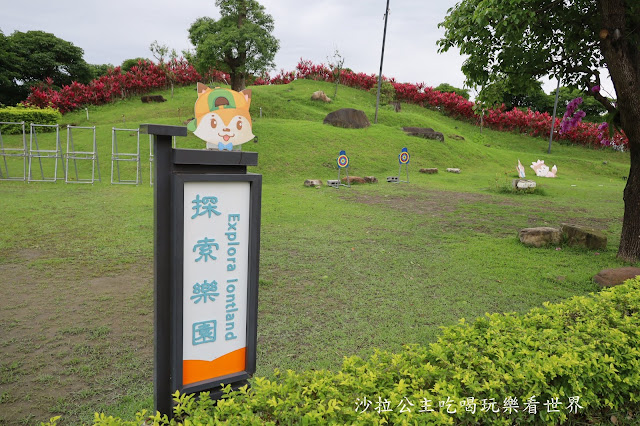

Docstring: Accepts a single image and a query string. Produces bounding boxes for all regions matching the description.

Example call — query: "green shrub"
[369,81,397,106]
[435,83,471,100]
[0,106,61,134]
[92,278,640,425]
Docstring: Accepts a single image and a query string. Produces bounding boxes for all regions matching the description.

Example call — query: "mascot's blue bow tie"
[218,142,233,151]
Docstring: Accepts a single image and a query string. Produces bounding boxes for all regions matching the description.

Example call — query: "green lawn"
[0,79,635,424]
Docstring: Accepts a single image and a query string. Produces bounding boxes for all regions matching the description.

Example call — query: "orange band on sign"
[183,347,246,386]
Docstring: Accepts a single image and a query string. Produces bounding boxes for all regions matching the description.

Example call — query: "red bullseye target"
[337,154,349,168]
[399,151,410,164]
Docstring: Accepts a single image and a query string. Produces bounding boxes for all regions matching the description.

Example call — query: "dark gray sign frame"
[142,124,261,416]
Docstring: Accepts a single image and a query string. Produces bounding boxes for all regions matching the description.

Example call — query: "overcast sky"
[1,0,614,98]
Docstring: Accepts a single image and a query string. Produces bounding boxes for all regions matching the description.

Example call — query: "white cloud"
[0,0,614,97]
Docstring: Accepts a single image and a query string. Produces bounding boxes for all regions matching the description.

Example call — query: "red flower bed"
[289,59,629,150]
[24,59,203,114]
[24,57,628,150]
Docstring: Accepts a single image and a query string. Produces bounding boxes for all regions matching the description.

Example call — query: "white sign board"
[182,181,250,386]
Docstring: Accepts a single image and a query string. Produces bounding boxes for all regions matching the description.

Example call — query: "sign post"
[143,124,261,417]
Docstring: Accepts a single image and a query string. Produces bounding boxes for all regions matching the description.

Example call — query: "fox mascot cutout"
[187,83,255,150]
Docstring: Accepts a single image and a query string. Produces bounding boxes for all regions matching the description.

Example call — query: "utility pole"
[548,77,561,154]
[374,0,390,124]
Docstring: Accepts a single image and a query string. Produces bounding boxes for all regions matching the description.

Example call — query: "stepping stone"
[561,223,607,250]
[512,179,537,189]
[594,267,640,287]
[519,227,562,247]
[304,179,322,187]
[419,168,438,174]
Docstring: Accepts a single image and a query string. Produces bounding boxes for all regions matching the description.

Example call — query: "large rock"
[323,108,370,129]
[363,176,378,183]
[402,127,444,142]
[561,223,607,250]
[311,91,331,103]
[141,95,166,103]
[593,267,640,287]
[448,134,465,141]
[341,176,366,184]
[519,227,562,247]
[512,179,537,190]
[420,168,438,174]
[304,179,322,187]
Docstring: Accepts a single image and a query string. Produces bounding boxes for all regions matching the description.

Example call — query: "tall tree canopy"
[188,0,279,91]
[438,0,640,262]
[0,31,21,106]
[0,30,92,106]
[477,80,607,120]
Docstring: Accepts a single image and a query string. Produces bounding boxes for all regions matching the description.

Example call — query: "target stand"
[387,147,410,184]
[334,150,351,188]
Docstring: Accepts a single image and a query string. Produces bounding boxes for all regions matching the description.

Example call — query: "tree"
[554,86,608,122]
[0,30,92,106]
[0,30,22,106]
[435,83,470,100]
[121,57,149,73]
[188,0,279,91]
[477,79,552,112]
[327,49,345,99]
[149,41,179,98]
[88,63,114,80]
[438,0,640,263]
[149,40,170,64]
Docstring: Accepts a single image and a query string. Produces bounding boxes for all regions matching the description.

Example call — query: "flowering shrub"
[90,278,640,425]
[293,59,629,150]
[23,56,629,150]
[597,122,610,146]
[560,97,586,134]
[24,59,203,114]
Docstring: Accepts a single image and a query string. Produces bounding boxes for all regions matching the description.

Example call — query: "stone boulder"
[141,95,166,103]
[446,168,461,174]
[512,179,537,190]
[304,179,322,187]
[448,134,465,141]
[363,176,378,183]
[402,127,445,142]
[519,227,562,248]
[420,168,438,174]
[341,176,366,184]
[561,223,607,250]
[323,108,370,129]
[311,91,331,103]
[593,267,640,287]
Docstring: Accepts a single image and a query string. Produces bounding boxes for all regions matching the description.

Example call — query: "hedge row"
[24,60,202,114]
[0,106,61,134]
[86,277,640,425]
[257,59,629,151]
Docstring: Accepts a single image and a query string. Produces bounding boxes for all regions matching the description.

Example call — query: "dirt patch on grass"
[341,187,619,238]
[0,255,153,425]
[343,188,515,215]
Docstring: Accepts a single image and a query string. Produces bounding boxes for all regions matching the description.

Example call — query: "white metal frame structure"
[65,125,101,184]
[28,123,64,182]
[111,127,140,185]
[0,121,27,181]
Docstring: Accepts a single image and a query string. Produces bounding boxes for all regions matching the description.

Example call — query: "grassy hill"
[0,79,635,424]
